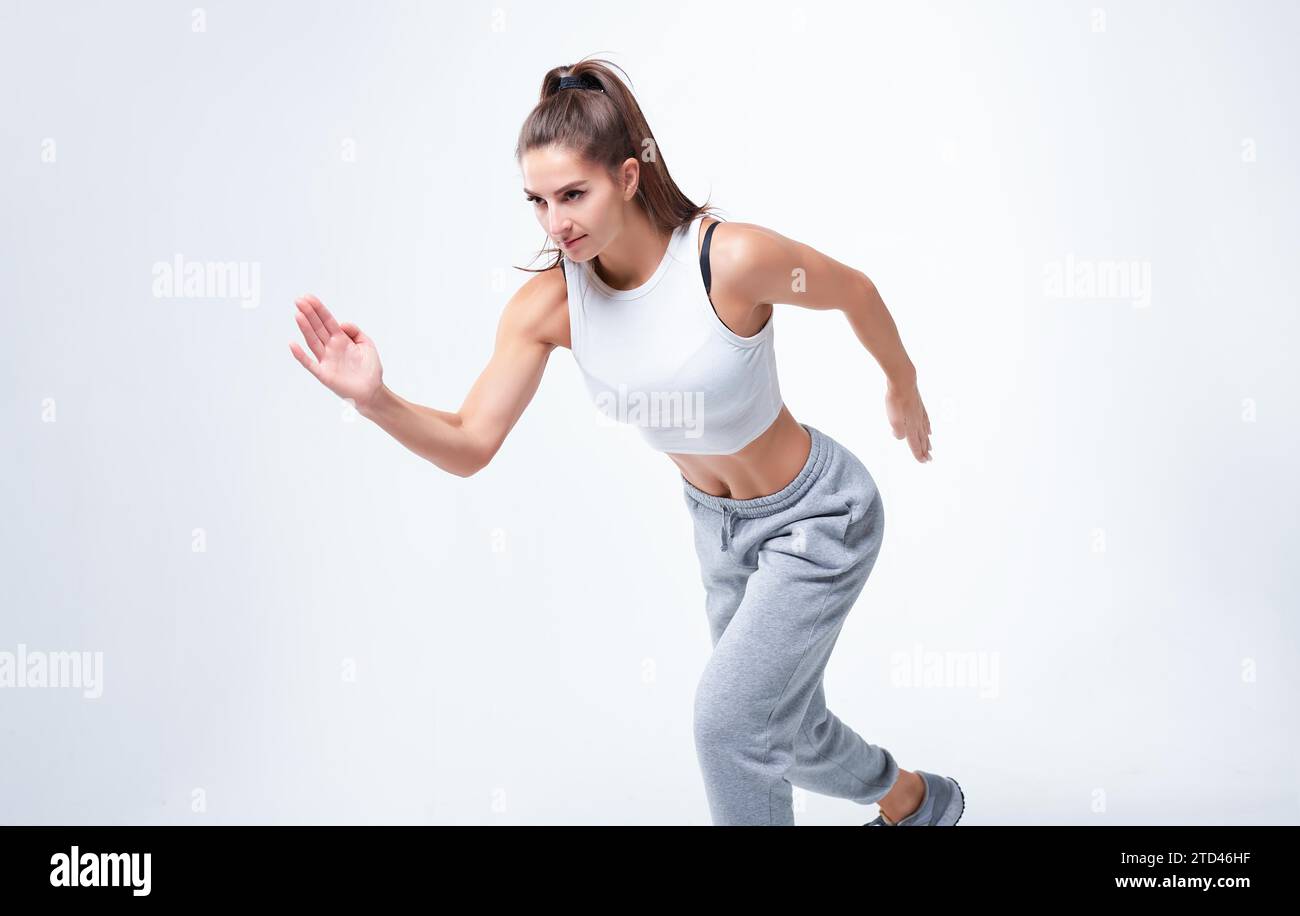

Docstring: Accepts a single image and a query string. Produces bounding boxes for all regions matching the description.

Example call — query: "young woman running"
[289,58,963,827]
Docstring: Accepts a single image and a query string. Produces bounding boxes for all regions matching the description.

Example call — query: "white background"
[1,0,1296,825]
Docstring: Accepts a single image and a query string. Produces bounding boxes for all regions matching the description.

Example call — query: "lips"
[562,235,586,248]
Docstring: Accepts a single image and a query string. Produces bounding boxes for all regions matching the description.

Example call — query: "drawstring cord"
[720,505,739,551]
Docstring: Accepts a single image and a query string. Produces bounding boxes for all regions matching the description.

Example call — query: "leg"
[694,516,898,805]
[693,490,892,824]
[790,679,900,805]
[789,479,898,803]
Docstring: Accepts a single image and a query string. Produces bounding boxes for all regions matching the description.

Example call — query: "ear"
[618,157,640,201]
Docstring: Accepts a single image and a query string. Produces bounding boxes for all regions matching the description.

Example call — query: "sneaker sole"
[941,776,965,826]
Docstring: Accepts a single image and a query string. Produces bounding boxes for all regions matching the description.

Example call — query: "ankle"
[879,771,925,822]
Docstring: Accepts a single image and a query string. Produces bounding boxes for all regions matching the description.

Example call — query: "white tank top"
[563,213,783,454]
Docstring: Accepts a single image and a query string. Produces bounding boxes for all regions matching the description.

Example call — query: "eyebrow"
[522,179,587,197]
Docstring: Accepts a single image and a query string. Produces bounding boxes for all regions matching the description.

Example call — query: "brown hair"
[513,56,720,273]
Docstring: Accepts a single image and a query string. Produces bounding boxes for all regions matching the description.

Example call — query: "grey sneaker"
[863,771,965,826]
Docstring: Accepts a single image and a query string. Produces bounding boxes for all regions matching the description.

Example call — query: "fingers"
[295,297,330,352]
[908,420,932,463]
[294,308,326,360]
[303,294,343,337]
[917,400,933,462]
[288,341,322,380]
[339,321,368,345]
[908,425,925,462]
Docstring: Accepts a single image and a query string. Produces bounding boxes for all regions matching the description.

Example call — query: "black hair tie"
[558,74,602,91]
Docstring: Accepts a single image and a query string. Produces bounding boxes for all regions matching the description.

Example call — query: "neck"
[591,210,673,291]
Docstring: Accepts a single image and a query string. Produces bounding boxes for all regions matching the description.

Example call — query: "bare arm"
[290,271,565,478]
[707,222,932,462]
[359,274,560,476]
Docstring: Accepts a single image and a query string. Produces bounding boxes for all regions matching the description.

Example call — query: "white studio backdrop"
[1,0,1297,825]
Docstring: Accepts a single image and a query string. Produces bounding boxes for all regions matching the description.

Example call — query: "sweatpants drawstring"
[720,505,738,551]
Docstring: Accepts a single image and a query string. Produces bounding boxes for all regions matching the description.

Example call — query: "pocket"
[843,487,885,565]
[840,499,856,544]
[797,499,854,548]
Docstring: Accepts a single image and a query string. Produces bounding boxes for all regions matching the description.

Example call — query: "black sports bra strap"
[700,218,721,295]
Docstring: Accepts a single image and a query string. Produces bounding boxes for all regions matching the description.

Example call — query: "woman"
[288,58,962,827]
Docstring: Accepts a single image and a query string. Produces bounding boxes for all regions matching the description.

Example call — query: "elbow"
[438,420,491,478]
[447,453,488,478]
[449,440,494,478]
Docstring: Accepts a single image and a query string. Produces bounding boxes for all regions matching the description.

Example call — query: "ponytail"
[514,56,719,273]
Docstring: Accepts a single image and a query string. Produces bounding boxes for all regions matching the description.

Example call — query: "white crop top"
[563,213,784,455]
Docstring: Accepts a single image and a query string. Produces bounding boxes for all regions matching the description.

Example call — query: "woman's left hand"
[885,377,932,463]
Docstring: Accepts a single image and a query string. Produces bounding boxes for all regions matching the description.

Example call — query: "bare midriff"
[666,403,812,500]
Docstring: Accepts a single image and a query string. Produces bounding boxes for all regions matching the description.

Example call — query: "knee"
[692,671,731,749]
[693,667,758,751]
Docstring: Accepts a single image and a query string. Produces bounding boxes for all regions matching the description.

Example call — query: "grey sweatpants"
[681,422,899,825]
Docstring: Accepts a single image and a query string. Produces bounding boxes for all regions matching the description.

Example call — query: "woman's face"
[521,145,636,262]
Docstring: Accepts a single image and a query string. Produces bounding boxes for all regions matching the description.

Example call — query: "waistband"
[680,423,830,519]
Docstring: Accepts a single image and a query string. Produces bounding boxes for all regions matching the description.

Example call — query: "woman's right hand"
[289,294,384,411]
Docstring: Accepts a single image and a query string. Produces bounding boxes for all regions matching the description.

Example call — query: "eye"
[524,190,584,205]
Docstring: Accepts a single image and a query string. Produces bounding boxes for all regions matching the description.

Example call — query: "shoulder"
[499,263,571,350]
[696,218,796,304]
[697,218,783,259]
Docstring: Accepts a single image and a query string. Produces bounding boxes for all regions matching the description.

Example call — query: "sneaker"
[863,771,965,826]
